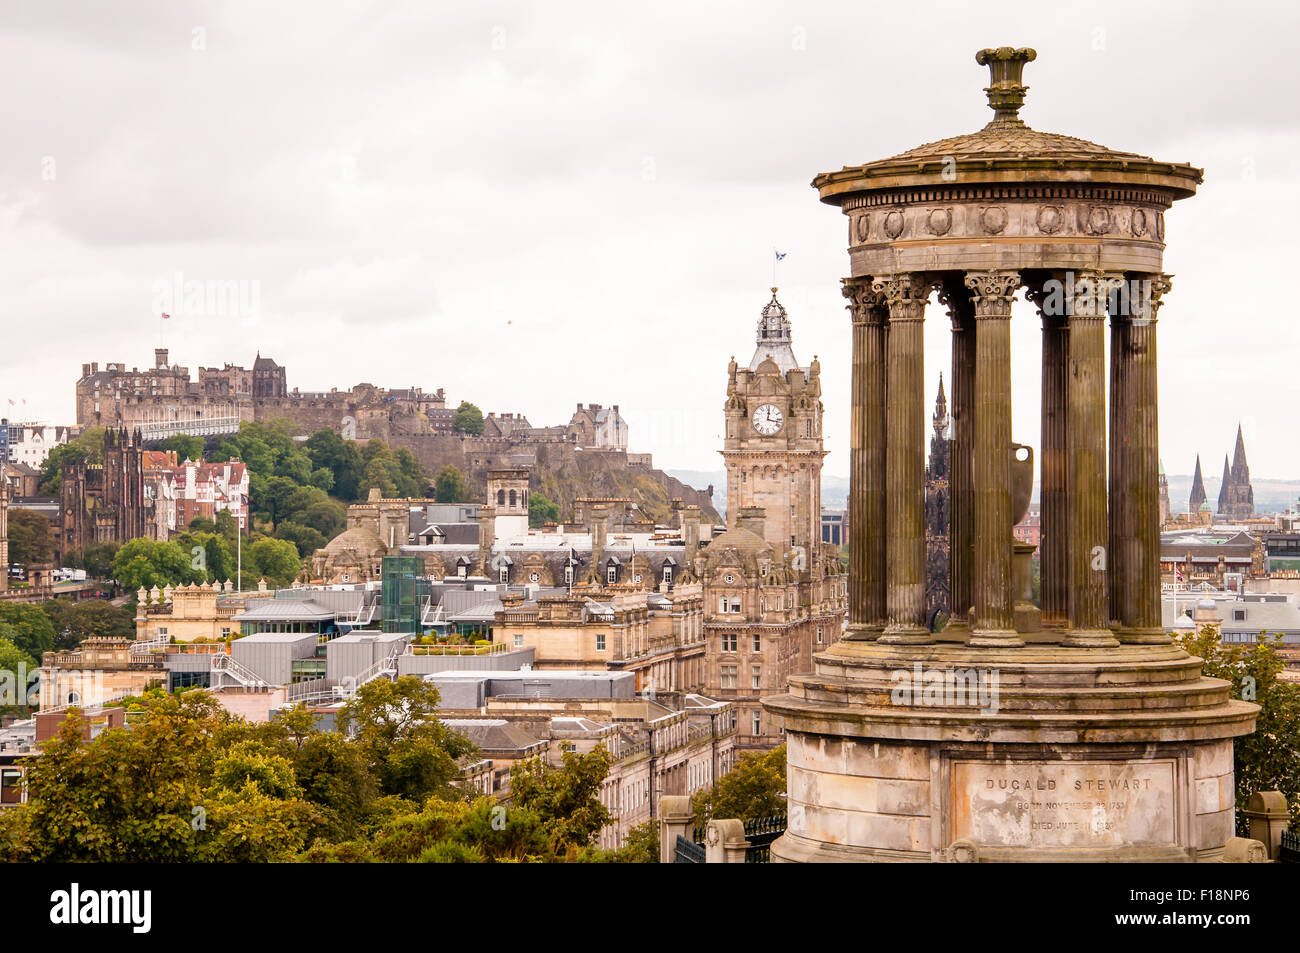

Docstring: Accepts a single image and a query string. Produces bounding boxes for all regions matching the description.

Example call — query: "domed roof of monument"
[814,47,1202,203]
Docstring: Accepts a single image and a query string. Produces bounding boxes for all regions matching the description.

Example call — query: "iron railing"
[743,814,787,863]
[1280,829,1300,864]
[673,834,705,864]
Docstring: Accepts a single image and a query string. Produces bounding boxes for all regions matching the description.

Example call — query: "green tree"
[1176,626,1300,825]
[304,429,365,502]
[577,819,659,863]
[529,493,559,528]
[215,509,239,541]
[245,537,301,587]
[41,599,135,651]
[6,509,54,567]
[337,676,476,803]
[37,427,105,495]
[509,747,613,856]
[6,692,319,862]
[358,440,426,499]
[693,744,787,827]
[110,538,205,592]
[452,401,484,436]
[62,541,119,580]
[276,522,327,560]
[0,636,37,714]
[158,433,205,462]
[434,465,469,504]
[0,604,57,661]
[291,731,380,842]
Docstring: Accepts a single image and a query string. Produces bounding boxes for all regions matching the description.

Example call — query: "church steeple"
[1188,455,1206,512]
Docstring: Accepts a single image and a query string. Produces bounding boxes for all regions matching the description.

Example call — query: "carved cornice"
[871,273,930,321]
[963,270,1020,317]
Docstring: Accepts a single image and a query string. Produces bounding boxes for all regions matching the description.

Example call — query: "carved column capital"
[871,273,930,322]
[842,277,887,326]
[963,270,1020,318]
[1135,273,1173,325]
[1069,270,1125,322]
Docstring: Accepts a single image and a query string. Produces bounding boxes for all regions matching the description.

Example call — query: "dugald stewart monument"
[765,47,1258,862]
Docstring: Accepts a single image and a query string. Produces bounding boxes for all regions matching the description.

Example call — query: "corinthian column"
[1117,274,1173,643]
[1063,271,1123,648]
[873,273,931,644]
[1028,278,1067,630]
[965,270,1022,647]
[842,277,887,640]
[938,278,974,630]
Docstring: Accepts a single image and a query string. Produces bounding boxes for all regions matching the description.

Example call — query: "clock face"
[752,403,784,435]
[529,572,540,583]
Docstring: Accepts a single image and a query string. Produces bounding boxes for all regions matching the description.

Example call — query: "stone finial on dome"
[975,47,1037,125]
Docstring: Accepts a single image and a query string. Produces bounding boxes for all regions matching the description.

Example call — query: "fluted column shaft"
[1063,272,1121,647]
[874,274,931,644]
[1109,303,1131,627]
[948,288,975,626]
[965,271,1021,645]
[843,279,888,639]
[1119,274,1173,642]
[1032,281,1069,630]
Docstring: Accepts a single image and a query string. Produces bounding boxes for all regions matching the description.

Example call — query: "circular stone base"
[762,637,1257,862]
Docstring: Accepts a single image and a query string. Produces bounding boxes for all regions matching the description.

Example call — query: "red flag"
[161,312,171,319]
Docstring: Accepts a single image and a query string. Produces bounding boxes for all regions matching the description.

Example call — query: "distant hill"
[667,470,850,521]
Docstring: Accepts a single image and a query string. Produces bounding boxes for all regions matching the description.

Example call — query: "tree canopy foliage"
[6,509,54,567]
[0,680,654,864]
[452,401,484,436]
[37,427,105,495]
[1176,626,1300,825]
[692,743,787,828]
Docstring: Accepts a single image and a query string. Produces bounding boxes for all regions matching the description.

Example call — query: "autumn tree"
[1176,626,1300,825]
[509,746,613,856]
[692,743,787,828]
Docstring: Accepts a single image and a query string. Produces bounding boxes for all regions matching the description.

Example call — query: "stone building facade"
[59,428,147,554]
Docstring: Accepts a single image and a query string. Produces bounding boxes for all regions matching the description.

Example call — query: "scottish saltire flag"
[774,250,787,260]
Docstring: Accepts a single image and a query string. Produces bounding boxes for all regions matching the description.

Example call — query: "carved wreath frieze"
[925,207,953,236]
[846,201,1166,246]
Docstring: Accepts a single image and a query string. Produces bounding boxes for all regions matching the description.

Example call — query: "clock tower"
[722,288,826,564]
[704,287,845,751]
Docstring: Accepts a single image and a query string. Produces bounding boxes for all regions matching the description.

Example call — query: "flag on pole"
[161,312,171,320]
[1174,567,1183,583]
[774,250,787,260]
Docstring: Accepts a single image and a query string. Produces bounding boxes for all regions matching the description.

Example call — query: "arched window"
[509,489,517,508]
[497,489,505,506]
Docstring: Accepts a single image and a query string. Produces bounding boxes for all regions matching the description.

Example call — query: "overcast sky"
[1,0,1297,487]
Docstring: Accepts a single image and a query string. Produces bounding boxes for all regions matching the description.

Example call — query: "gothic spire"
[1231,422,1249,477]
[1188,455,1206,512]
[1216,454,1232,515]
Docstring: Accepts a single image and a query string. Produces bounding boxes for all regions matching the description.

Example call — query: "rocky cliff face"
[390,433,719,524]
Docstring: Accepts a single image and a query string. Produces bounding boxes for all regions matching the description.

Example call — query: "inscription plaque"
[950,760,1177,848]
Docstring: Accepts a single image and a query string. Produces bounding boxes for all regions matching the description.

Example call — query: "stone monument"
[764,47,1257,862]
